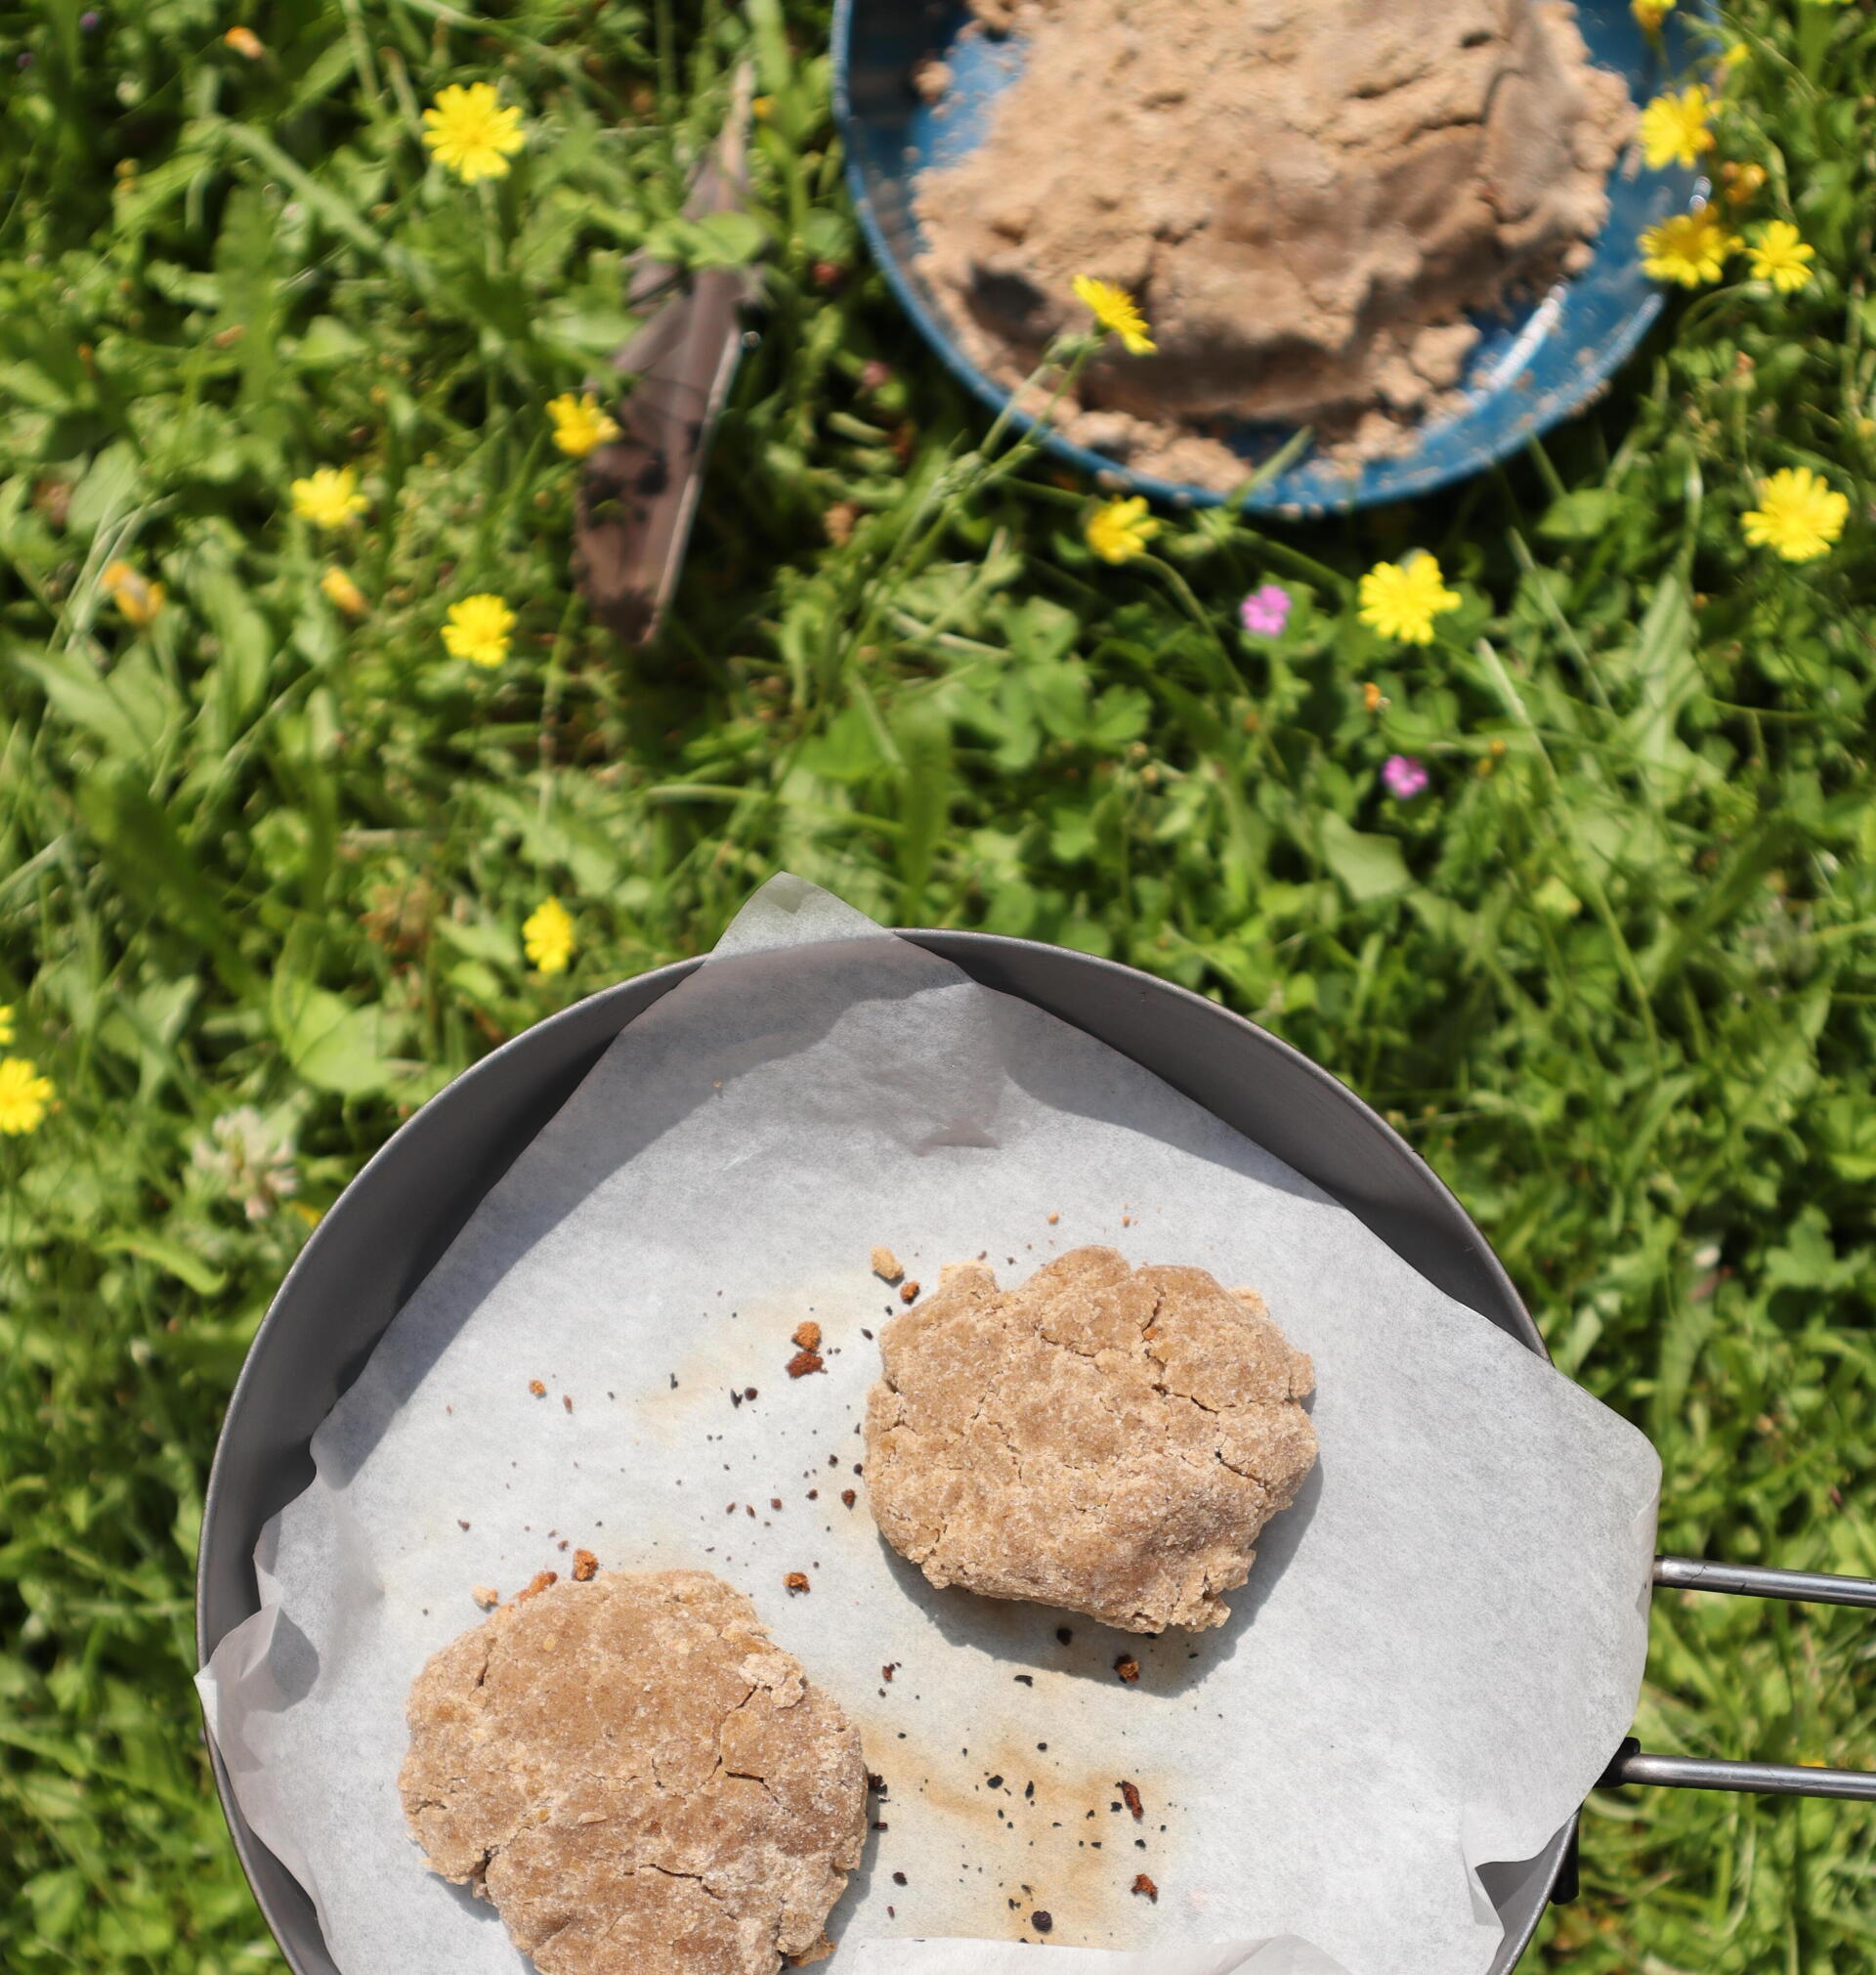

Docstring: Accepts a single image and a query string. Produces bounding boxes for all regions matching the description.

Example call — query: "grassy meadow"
[2,0,1875,1967]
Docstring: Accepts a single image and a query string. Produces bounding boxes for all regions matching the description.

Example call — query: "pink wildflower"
[1382,754,1428,800]
[1238,583,1291,637]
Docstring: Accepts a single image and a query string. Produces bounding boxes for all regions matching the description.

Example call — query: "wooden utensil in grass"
[574,66,756,645]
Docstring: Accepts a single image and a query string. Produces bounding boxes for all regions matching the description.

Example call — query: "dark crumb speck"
[868,1772,888,1795]
[458,1520,470,1531]
[987,1774,1003,1789]
[1132,1872,1159,1902]
[1115,1654,1140,1683]
[562,1394,573,1412]
[841,1489,856,1508]
[1120,1781,1143,1820]
[1056,1627,1073,1645]
[1013,1674,1034,1686]
[745,1386,758,1400]
[1031,1911,1052,1933]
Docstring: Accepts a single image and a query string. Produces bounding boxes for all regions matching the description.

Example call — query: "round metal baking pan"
[195,931,1567,1974]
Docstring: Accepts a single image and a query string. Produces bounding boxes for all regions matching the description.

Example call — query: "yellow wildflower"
[1640,208,1736,287]
[1747,221,1815,293]
[523,897,576,976]
[443,593,516,667]
[751,96,775,121]
[320,566,369,617]
[1631,0,1674,28]
[1741,467,1849,563]
[1071,276,1156,357]
[224,25,264,58]
[1723,40,1750,68]
[1640,86,1716,171]
[422,82,526,185]
[291,465,367,531]
[0,1058,54,1136]
[1086,496,1160,564]
[101,559,165,626]
[547,392,621,459]
[0,1006,12,1047]
[1357,554,1462,646]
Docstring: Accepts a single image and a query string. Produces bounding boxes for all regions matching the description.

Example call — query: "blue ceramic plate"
[833,0,1710,514]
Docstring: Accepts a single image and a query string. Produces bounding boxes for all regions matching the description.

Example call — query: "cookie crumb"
[892,1871,907,1886]
[840,1489,857,1508]
[1120,1781,1143,1820]
[793,1320,823,1352]
[872,1247,903,1282]
[1132,1873,1158,1902]
[1046,1213,1059,1224]
[528,1380,546,1396]
[572,1549,598,1582]
[788,1349,827,1379]
[576,1810,609,1825]
[562,1394,573,1412]
[471,1584,500,1609]
[1114,1654,1140,1683]
[1031,1911,1053,1934]
[457,1520,470,1531]
[898,1280,920,1305]
[785,1571,812,1594]
[882,1663,898,1682]
[514,1570,558,1605]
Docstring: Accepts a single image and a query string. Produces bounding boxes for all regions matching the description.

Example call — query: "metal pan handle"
[1599,1556,1876,1804]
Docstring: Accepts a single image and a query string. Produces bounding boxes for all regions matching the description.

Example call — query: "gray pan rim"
[193,928,1569,1975]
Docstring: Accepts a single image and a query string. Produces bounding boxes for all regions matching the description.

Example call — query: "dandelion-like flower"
[1357,554,1461,646]
[547,392,621,459]
[1748,221,1815,293]
[443,593,516,667]
[101,559,164,626]
[191,1106,299,1222]
[0,1057,54,1136]
[1640,86,1716,170]
[1086,496,1160,565]
[1640,208,1736,287]
[1072,276,1156,356]
[291,466,367,531]
[1631,0,1674,28]
[320,566,369,617]
[1741,467,1849,563]
[524,897,576,976]
[1238,584,1291,637]
[1382,754,1429,800]
[422,82,526,184]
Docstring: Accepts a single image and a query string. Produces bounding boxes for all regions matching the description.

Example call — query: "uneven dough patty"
[864,1247,1317,1633]
[399,1570,868,1975]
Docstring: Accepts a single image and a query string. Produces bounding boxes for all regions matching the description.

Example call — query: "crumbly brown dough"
[399,1570,868,1975]
[864,1247,1317,1633]
[914,0,1635,487]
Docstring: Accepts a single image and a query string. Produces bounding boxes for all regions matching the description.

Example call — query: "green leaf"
[1319,812,1411,903]
[1537,488,1620,541]
[95,1232,226,1298]
[689,209,769,267]
[271,978,411,1097]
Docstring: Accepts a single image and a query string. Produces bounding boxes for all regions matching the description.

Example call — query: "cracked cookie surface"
[399,1570,867,1975]
[864,1247,1318,1633]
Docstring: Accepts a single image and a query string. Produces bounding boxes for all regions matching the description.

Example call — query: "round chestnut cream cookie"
[864,1246,1318,1633]
[399,1569,867,1975]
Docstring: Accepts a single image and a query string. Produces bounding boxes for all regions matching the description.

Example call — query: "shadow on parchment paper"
[867,1457,1324,1701]
[313,935,964,1489]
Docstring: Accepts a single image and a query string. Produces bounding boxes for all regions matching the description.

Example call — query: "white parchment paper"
[199,876,1659,1975]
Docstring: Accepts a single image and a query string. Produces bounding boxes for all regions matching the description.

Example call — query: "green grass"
[2,0,1875,1967]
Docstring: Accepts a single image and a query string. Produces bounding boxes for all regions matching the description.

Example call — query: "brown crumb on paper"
[793,1320,823,1352]
[527,1379,546,1397]
[785,1571,812,1595]
[1132,1873,1159,1902]
[898,1280,920,1305]
[471,1584,500,1610]
[871,1247,903,1282]
[788,1349,827,1379]
[1046,1213,1059,1224]
[840,1489,857,1508]
[513,1570,558,1605]
[1119,1780,1143,1820]
[1114,1654,1140,1683]
[572,1549,598,1582]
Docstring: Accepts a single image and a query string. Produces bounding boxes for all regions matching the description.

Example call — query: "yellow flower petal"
[0,1057,54,1136]
[1640,85,1716,171]
[1747,221,1815,293]
[547,392,622,459]
[422,82,527,185]
[443,593,516,667]
[320,566,369,617]
[101,559,165,626]
[523,897,576,976]
[1640,208,1737,287]
[1085,495,1160,564]
[0,1006,13,1048]
[1741,467,1848,563]
[1357,554,1462,646]
[1071,276,1156,357]
[291,465,368,531]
